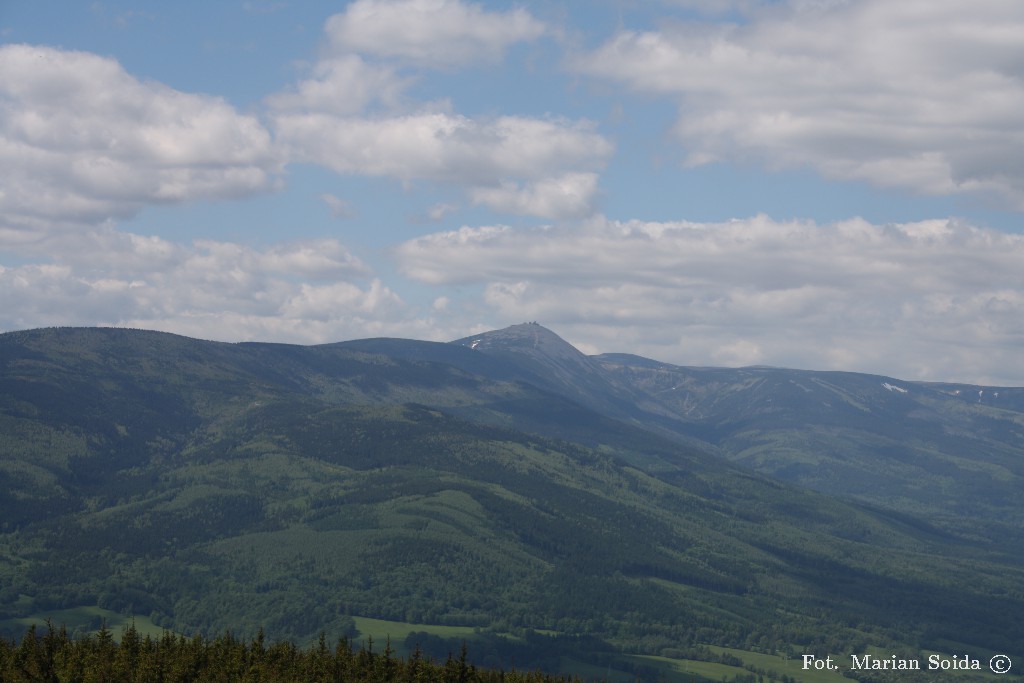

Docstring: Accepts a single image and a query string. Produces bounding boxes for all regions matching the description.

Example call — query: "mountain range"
[1,323,1022,679]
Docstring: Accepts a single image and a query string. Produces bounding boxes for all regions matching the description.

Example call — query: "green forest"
[0,622,594,683]
[3,326,1024,681]
[3,622,1011,683]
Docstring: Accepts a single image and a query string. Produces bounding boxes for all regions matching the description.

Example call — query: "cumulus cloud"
[266,1,607,219]
[0,44,280,241]
[276,112,609,184]
[273,111,612,219]
[0,229,424,344]
[396,215,1024,384]
[574,0,1024,208]
[324,0,547,68]
[320,193,356,219]
[658,0,766,16]
[470,172,601,219]
[266,54,409,115]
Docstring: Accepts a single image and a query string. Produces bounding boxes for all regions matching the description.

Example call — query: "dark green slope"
[594,354,1024,541]
[1,326,1023,672]
[335,334,710,470]
[449,325,695,432]
[448,325,1024,543]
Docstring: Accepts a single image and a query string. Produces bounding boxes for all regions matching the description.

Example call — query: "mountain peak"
[449,323,673,423]
[451,322,586,361]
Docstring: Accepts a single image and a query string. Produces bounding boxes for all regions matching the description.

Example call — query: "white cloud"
[274,111,612,218]
[470,172,600,219]
[258,240,371,280]
[657,0,766,16]
[266,54,409,115]
[426,203,459,221]
[395,215,1024,384]
[0,230,418,344]
[324,0,547,68]
[0,44,280,241]
[276,112,610,184]
[264,1,604,219]
[574,0,1024,208]
[320,193,356,219]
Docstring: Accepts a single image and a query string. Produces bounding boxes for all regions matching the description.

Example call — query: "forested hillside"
[1,325,1022,680]
[595,354,1024,539]
[0,622,580,683]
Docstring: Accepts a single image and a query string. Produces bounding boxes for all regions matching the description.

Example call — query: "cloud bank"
[0,230,422,344]
[269,0,609,220]
[576,0,1024,208]
[397,215,1024,384]
[0,44,279,243]
[3,0,1024,385]
[324,0,547,67]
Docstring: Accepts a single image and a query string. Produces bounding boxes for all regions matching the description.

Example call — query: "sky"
[2,0,1024,385]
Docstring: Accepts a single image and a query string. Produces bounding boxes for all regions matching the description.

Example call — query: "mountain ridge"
[2,323,1024,676]
[6,322,1023,533]
[451,323,679,423]
[448,324,1024,538]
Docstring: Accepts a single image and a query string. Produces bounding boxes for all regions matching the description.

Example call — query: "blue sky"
[2,0,1024,384]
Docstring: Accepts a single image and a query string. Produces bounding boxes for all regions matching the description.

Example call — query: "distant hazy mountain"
[1,324,1022,675]
[450,323,1024,542]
